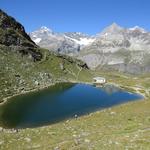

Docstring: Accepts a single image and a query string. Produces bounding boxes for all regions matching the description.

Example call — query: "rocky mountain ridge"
[30,23,150,74]
[79,23,150,74]
[30,27,95,54]
[0,9,43,61]
[30,23,150,53]
[86,23,150,52]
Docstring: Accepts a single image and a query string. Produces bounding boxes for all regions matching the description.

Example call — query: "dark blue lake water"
[0,83,143,129]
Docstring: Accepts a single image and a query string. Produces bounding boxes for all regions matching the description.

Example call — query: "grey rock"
[79,23,150,74]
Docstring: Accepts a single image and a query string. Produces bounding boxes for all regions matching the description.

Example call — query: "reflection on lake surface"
[0,83,143,129]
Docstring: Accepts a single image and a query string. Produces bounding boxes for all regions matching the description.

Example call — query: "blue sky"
[0,0,150,35]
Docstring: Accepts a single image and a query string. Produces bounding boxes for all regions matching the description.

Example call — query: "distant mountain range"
[30,23,150,53]
[30,23,150,74]
[30,27,95,54]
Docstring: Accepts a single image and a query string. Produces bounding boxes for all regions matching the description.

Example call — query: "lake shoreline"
[0,80,92,105]
[0,82,144,130]
[0,79,146,106]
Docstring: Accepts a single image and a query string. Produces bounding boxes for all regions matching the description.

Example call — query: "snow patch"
[32,35,37,38]
[64,35,95,46]
[40,26,53,33]
[34,38,41,44]
[74,38,95,45]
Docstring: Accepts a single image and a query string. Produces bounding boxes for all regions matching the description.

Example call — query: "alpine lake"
[0,83,143,129]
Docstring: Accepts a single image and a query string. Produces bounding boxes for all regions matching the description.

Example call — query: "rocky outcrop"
[0,9,42,61]
[57,54,89,69]
[0,9,36,47]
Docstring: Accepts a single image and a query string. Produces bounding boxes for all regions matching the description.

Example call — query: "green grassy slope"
[0,9,93,102]
[0,45,92,102]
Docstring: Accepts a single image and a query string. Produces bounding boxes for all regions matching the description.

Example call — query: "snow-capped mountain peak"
[30,28,96,54]
[109,22,122,28]
[129,26,146,33]
[30,23,150,55]
[30,26,55,44]
[103,22,123,32]
[38,26,53,34]
[63,32,95,46]
[64,35,95,46]
[98,22,124,37]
